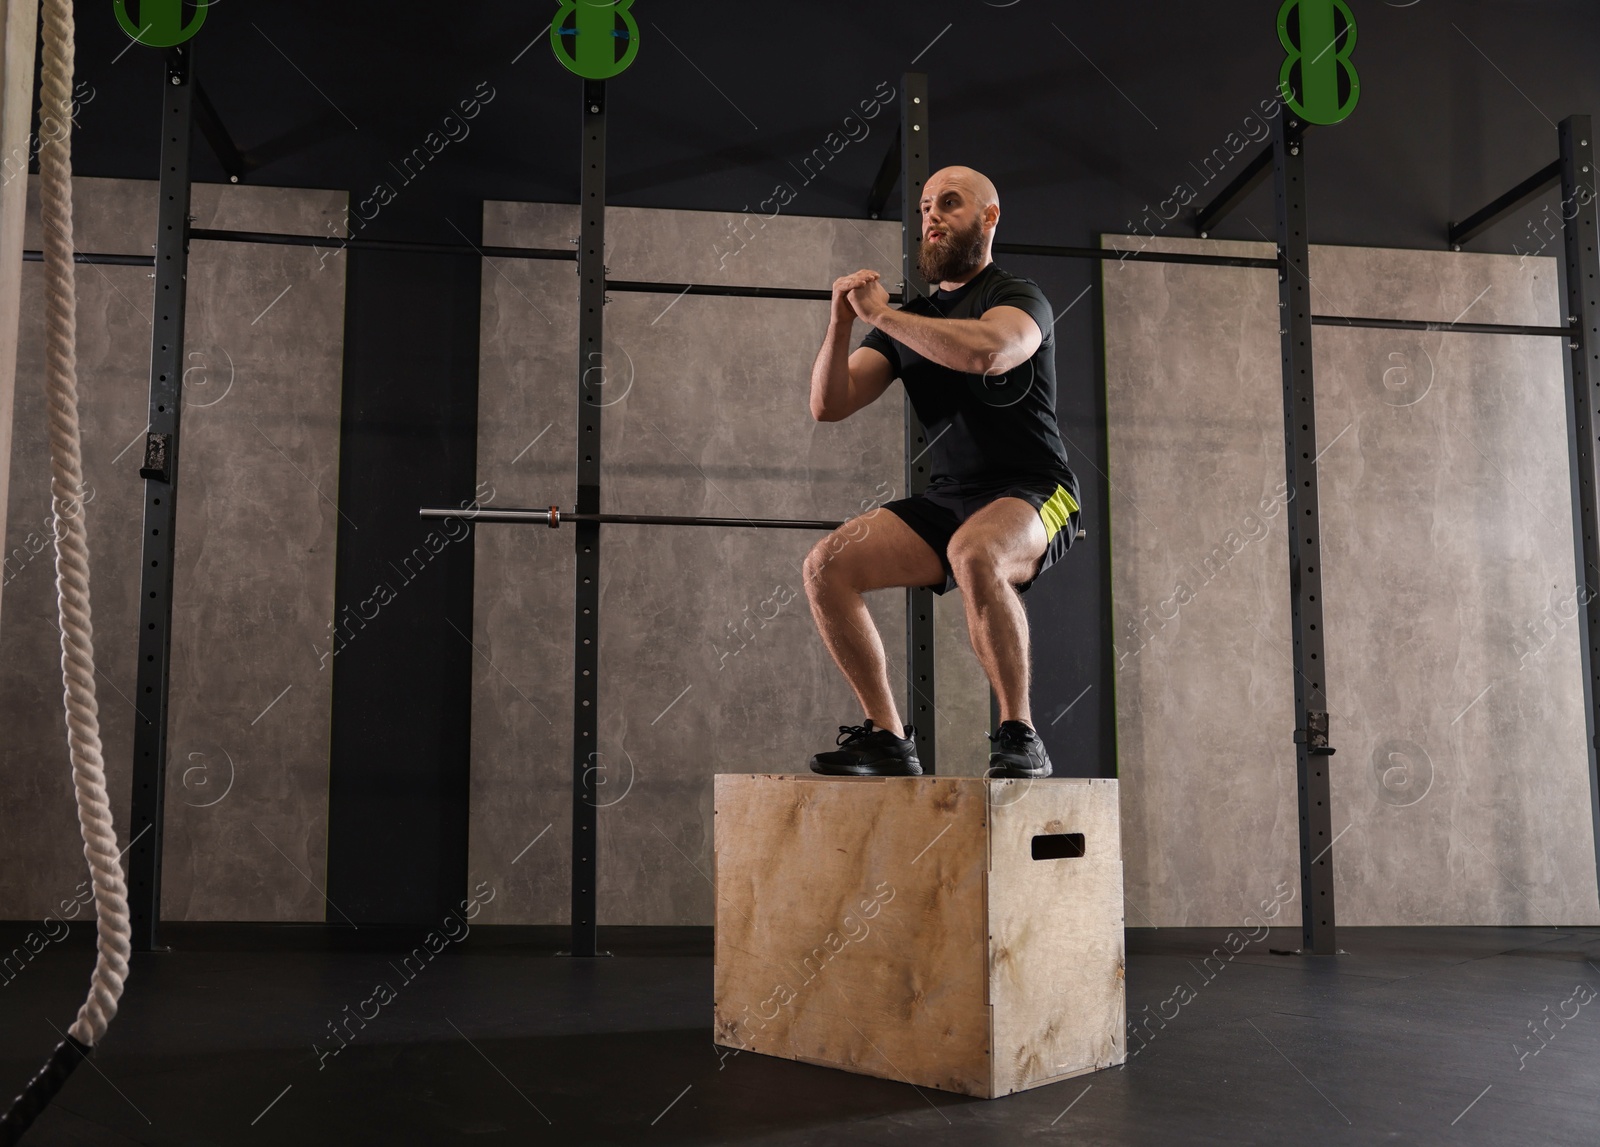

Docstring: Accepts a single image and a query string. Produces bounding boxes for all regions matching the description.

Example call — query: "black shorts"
[881,473,1081,595]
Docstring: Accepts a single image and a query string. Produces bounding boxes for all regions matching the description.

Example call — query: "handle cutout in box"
[1031,833,1085,860]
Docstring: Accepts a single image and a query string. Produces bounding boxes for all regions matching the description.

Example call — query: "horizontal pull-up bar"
[189,228,577,261]
[417,505,1089,540]
[419,507,846,530]
[1312,314,1574,337]
[604,280,836,301]
[190,228,1277,282]
[1448,160,1562,249]
[22,250,154,266]
[29,244,1564,340]
[191,229,841,299]
[995,242,1277,269]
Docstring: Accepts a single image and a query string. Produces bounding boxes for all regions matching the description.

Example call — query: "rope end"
[0,1033,91,1145]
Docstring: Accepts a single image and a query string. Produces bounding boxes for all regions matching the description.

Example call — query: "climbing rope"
[0,0,132,1140]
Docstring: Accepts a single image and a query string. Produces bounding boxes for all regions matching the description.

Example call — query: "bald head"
[924,166,999,215]
[917,166,1000,287]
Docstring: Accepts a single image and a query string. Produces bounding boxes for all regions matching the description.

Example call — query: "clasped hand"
[831,269,890,324]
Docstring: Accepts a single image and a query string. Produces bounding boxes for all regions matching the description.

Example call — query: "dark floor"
[2,923,1598,1146]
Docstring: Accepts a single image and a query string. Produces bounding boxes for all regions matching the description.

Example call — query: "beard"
[916,215,987,284]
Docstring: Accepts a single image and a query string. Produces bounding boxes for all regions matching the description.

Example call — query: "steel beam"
[569,80,607,958]
[1556,116,1600,912]
[901,71,935,771]
[127,46,196,953]
[1272,113,1338,955]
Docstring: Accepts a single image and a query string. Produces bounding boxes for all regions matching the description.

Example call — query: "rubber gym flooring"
[2,923,1598,1145]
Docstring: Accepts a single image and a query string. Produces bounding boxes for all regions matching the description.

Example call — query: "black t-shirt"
[858,263,1076,492]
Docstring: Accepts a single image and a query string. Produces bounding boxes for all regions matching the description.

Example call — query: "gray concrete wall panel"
[1,177,346,922]
[1103,235,1599,927]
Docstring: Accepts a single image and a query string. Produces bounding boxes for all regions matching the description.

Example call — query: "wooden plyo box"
[712,774,1125,1098]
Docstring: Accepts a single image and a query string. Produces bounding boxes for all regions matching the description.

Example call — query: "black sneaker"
[809,720,922,776]
[986,720,1052,778]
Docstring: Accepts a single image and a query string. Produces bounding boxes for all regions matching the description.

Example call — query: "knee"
[803,534,849,594]
[947,540,1000,588]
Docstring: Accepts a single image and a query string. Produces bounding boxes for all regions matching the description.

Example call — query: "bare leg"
[946,498,1049,728]
[803,508,945,735]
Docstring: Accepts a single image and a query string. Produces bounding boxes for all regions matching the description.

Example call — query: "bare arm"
[810,270,897,421]
[868,304,1041,377]
[844,274,1043,376]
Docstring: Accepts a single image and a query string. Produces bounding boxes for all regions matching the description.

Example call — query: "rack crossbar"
[1449,159,1562,248]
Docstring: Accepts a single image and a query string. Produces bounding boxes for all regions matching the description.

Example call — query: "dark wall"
[325,247,481,923]
[49,0,1600,921]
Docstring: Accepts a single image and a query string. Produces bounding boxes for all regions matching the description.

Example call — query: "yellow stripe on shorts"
[1038,485,1080,541]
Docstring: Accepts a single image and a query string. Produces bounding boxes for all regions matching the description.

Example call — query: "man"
[803,165,1080,779]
